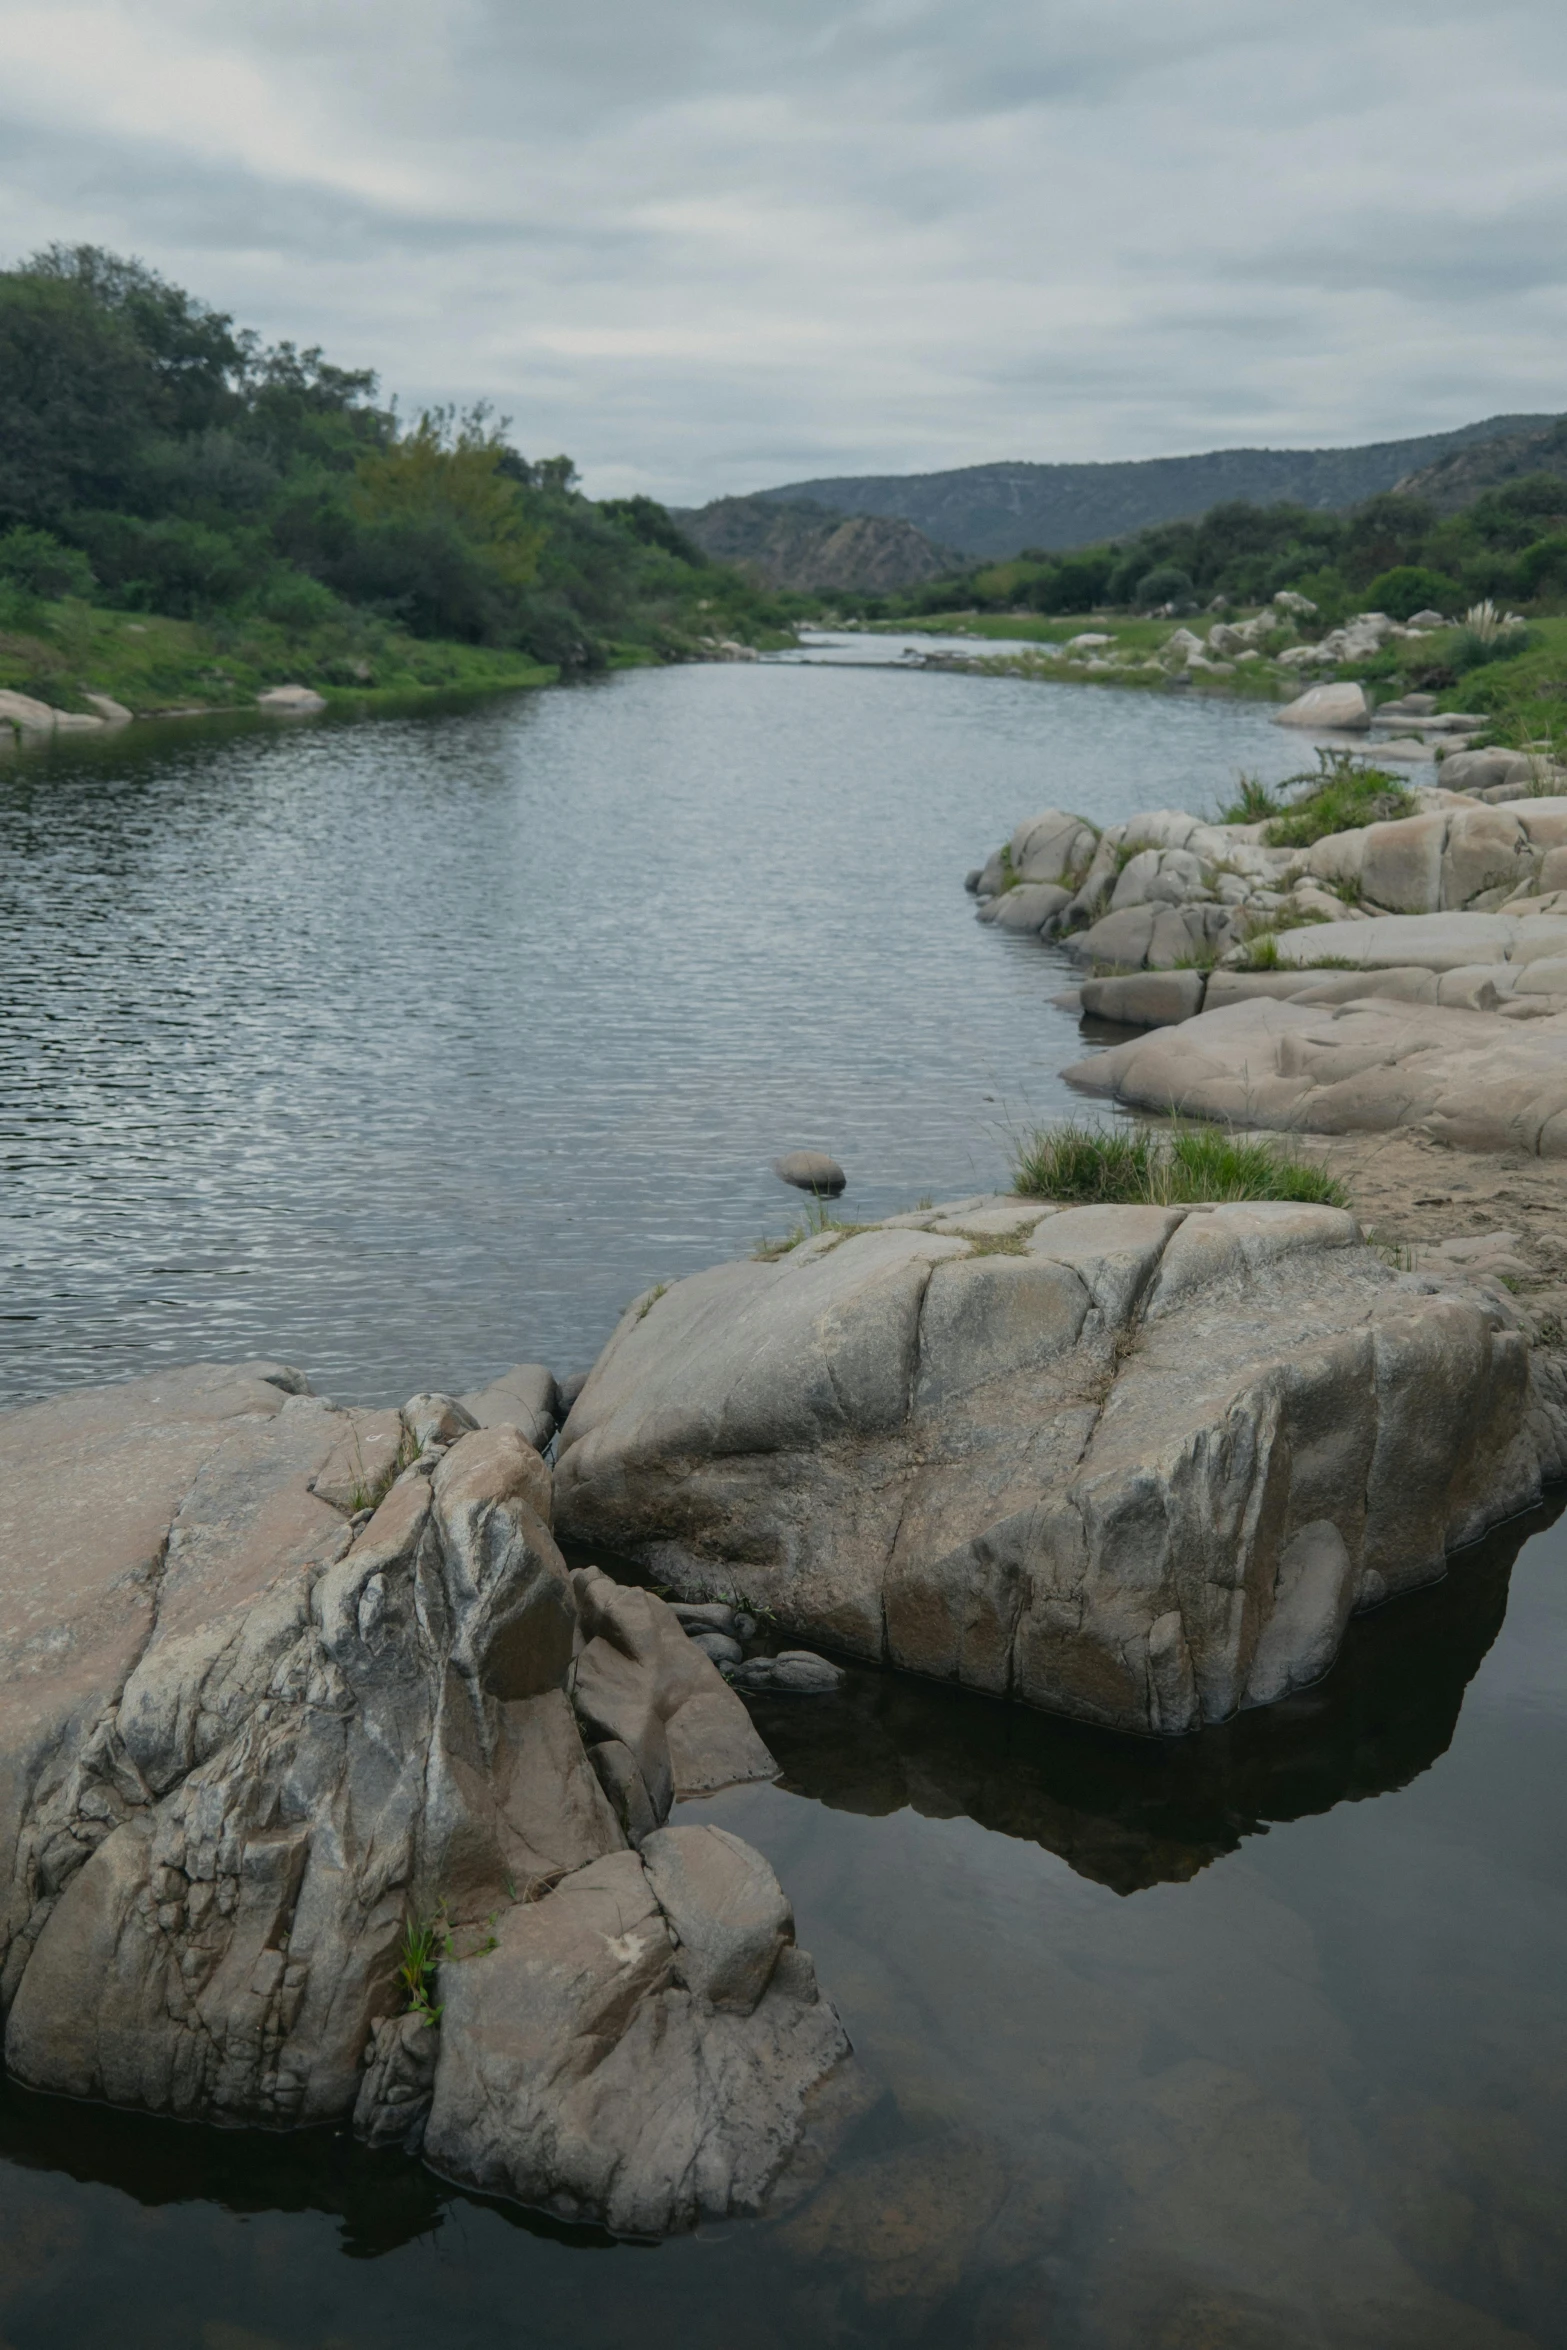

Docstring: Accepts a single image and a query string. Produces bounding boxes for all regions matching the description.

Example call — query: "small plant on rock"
[397,1917,444,2027]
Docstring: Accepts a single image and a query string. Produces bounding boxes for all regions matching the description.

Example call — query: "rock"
[1239,909,1567,972]
[964,868,983,892]
[255,685,327,715]
[458,1364,559,1456]
[82,694,133,724]
[557,1370,589,1414]
[401,1391,479,1452]
[729,1653,846,1695]
[569,1566,776,1822]
[0,1361,815,2232]
[554,1203,1567,1734]
[1080,970,1205,1028]
[421,1843,854,2235]
[309,1407,403,1512]
[1273,590,1318,617]
[355,2010,440,2152]
[0,690,61,733]
[640,1822,793,2012]
[1008,809,1099,885]
[773,1151,846,1196]
[1273,683,1373,732]
[672,1600,738,1633]
[976,881,1072,933]
[1407,609,1446,627]
[692,1630,745,1667]
[1065,992,1567,1155]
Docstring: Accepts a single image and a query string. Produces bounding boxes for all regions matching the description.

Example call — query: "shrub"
[1011,1119,1345,1207]
[1217,774,1282,824]
[0,524,95,600]
[1361,564,1460,622]
[1135,564,1195,610]
[1261,752,1414,848]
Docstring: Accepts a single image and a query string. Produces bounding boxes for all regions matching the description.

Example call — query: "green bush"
[1361,564,1459,621]
[1135,563,1195,609]
[0,524,95,600]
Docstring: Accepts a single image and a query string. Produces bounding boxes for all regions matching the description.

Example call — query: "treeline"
[840,482,1567,624]
[0,245,781,671]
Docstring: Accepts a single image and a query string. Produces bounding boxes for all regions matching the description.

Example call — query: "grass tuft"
[1259,751,1415,849]
[1011,1119,1347,1209]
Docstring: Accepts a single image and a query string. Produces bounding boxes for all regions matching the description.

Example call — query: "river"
[0,661,1559,2348]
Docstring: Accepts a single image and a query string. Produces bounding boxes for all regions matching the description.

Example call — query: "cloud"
[0,0,1564,503]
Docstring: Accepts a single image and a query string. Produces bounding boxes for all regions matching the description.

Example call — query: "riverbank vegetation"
[0,245,788,715]
[1012,1120,1348,1208]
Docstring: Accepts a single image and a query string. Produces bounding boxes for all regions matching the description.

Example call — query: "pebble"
[773,1151,846,1197]
[672,1601,737,1634]
[691,1631,745,1668]
[728,1650,844,1695]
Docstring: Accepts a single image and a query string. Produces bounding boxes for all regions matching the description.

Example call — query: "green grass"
[395,1918,445,2026]
[1012,1119,1347,1208]
[0,592,559,720]
[752,1200,875,1261]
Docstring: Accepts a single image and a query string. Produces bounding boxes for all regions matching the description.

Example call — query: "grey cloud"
[0,0,1565,503]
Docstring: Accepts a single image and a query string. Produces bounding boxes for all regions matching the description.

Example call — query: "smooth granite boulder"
[421,1834,854,2236]
[554,1202,1567,1734]
[0,1363,823,2232]
[1064,994,1567,1155]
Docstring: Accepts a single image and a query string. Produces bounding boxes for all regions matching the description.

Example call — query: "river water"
[0,663,1560,2348]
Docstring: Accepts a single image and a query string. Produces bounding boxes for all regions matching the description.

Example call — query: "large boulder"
[1064,993,1567,1153]
[1273,683,1373,731]
[554,1202,1567,1735]
[0,1362,833,2232]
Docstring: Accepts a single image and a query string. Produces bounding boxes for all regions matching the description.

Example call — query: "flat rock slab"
[555,1201,1567,1734]
[1064,995,1567,1155]
[1255,910,1567,972]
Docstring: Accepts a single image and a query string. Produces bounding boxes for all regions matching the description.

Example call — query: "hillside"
[755,415,1561,560]
[1396,417,1567,514]
[676,494,959,591]
[0,242,787,700]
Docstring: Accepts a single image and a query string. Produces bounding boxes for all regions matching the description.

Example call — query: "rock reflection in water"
[747,1496,1554,1895]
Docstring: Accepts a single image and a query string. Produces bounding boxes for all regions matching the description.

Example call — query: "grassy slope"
[0,597,564,717]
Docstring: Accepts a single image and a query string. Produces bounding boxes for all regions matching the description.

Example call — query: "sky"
[1,0,1565,506]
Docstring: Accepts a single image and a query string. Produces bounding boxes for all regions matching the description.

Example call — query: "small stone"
[730,1651,845,1695]
[691,1631,744,1668]
[401,1392,478,1452]
[773,1151,846,1196]
[672,1601,737,1634]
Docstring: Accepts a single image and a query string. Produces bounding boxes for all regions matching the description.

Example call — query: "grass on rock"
[1219,751,1415,847]
[1012,1120,1347,1209]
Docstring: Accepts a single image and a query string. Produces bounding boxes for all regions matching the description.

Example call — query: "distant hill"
[753,416,1561,560]
[676,494,961,591]
[1396,416,1567,513]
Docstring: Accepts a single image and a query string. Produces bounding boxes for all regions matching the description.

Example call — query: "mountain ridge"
[752,415,1561,560]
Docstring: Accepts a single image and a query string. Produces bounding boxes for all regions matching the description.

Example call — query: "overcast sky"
[2,0,1564,504]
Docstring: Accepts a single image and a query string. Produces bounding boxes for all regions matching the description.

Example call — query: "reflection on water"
[752,1498,1541,1895]
[3,1500,1565,2347]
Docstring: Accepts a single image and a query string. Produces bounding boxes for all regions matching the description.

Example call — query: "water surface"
[0,663,1310,1409]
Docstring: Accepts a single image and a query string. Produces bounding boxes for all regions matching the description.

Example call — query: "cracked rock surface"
[0,1359,845,2231]
[554,1199,1567,1734]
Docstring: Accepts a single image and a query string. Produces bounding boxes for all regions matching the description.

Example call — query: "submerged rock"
[554,1202,1567,1735]
[0,1361,842,2232]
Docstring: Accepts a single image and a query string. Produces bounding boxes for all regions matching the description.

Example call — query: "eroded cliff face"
[555,1200,1567,1735]
[0,1365,852,2235]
